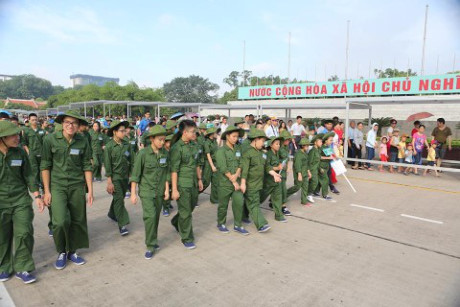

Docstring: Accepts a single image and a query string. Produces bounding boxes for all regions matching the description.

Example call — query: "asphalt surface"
[2,166,460,307]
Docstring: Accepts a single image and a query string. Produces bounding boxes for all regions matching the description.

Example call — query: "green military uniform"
[126,129,138,153]
[215,126,245,228]
[317,133,334,197]
[162,133,174,214]
[130,126,170,251]
[105,121,134,229]
[279,130,293,204]
[286,138,310,204]
[22,126,46,187]
[202,127,219,204]
[0,121,38,275]
[240,137,252,154]
[170,137,202,244]
[41,112,92,253]
[240,130,269,230]
[260,137,284,221]
[307,135,323,196]
[45,124,55,134]
[89,129,104,180]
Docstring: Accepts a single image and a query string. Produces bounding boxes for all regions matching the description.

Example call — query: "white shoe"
[307,195,315,203]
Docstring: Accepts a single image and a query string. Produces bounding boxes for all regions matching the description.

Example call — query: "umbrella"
[406,112,434,122]
[170,112,184,120]
[0,109,12,116]
[186,112,199,118]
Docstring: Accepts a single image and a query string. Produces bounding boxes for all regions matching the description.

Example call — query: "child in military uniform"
[286,138,312,206]
[89,121,104,182]
[104,121,134,236]
[307,134,323,203]
[314,132,335,200]
[130,125,170,259]
[0,121,44,284]
[279,130,294,214]
[202,127,219,204]
[162,133,174,217]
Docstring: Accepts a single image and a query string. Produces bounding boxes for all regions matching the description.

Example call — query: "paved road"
[2,168,460,307]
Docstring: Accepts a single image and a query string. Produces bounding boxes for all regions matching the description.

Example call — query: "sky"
[0,0,459,95]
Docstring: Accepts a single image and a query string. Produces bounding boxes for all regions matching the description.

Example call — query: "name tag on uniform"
[236,151,241,157]
[39,131,44,135]
[98,137,103,141]
[11,160,22,166]
[130,141,136,145]
[36,154,41,158]
[198,149,202,154]
[70,149,80,155]
[159,158,167,164]
[262,153,267,160]
[124,151,130,157]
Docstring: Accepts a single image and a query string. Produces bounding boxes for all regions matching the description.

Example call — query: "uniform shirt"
[320,145,332,170]
[0,147,38,208]
[215,144,242,188]
[80,131,93,156]
[104,139,134,181]
[204,138,218,163]
[125,134,138,153]
[40,131,92,187]
[264,149,281,188]
[130,146,170,199]
[240,138,252,154]
[240,146,266,191]
[170,139,201,188]
[307,146,321,171]
[293,149,309,176]
[89,130,104,155]
[23,126,46,155]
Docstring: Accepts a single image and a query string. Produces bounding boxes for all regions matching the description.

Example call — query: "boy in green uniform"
[286,138,312,206]
[307,134,323,202]
[260,136,286,222]
[313,132,335,200]
[202,127,219,204]
[130,125,170,259]
[90,121,104,182]
[125,124,138,154]
[0,121,43,284]
[215,126,248,235]
[104,121,134,236]
[170,120,203,249]
[22,113,46,189]
[162,133,174,217]
[41,111,93,270]
[279,130,293,214]
[240,129,280,233]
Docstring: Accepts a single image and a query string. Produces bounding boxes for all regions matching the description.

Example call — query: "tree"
[328,75,339,81]
[0,74,57,99]
[374,68,417,78]
[362,117,392,136]
[163,75,219,103]
[223,71,240,88]
[218,88,237,104]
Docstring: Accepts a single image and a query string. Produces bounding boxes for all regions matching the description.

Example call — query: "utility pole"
[287,32,291,83]
[421,4,429,75]
[345,20,350,80]
[243,40,246,86]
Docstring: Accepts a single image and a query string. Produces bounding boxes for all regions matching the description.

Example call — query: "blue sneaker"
[125,192,131,199]
[48,229,53,237]
[323,195,333,201]
[242,218,251,224]
[15,272,36,284]
[67,252,86,265]
[258,225,271,233]
[145,250,154,260]
[162,210,170,217]
[119,226,129,236]
[183,242,196,250]
[233,226,250,236]
[55,253,67,270]
[217,224,230,233]
[0,272,11,282]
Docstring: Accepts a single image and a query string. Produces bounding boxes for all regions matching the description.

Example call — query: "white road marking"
[400,214,444,225]
[0,282,15,307]
[350,204,385,212]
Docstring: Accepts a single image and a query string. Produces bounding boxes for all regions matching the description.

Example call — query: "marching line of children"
[0,112,342,286]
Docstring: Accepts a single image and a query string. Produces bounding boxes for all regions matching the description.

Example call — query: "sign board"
[238,74,460,100]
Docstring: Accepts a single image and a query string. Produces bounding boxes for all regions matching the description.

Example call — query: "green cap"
[205,127,219,137]
[280,130,294,140]
[55,111,88,126]
[233,117,245,125]
[322,132,335,141]
[143,125,167,138]
[310,134,323,145]
[0,121,21,138]
[265,136,283,147]
[198,123,207,130]
[165,120,176,130]
[108,120,129,137]
[298,138,310,146]
[247,129,267,140]
[165,133,174,141]
[221,126,244,140]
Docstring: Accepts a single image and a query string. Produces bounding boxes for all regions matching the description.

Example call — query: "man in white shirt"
[290,115,305,148]
[265,116,279,138]
[219,116,228,133]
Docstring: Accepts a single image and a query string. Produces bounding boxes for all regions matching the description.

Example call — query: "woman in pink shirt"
[412,125,429,172]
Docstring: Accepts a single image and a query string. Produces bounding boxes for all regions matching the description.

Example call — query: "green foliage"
[373,68,417,78]
[163,75,219,103]
[328,75,339,81]
[218,88,236,104]
[0,74,62,100]
[362,117,392,136]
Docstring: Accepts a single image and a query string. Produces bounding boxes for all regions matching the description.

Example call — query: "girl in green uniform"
[202,127,219,204]
[90,121,104,182]
[286,138,312,206]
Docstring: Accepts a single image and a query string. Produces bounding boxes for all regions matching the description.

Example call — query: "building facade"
[70,74,119,88]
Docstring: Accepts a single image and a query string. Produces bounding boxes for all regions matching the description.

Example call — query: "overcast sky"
[0,0,459,93]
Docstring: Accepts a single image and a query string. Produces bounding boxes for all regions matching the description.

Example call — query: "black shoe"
[331,187,340,195]
[268,201,273,208]
[313,192,320,197]
[282,207,291,216]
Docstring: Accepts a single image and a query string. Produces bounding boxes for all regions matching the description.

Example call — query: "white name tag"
[70,149,80,155]
[130,141,136,145]
[236,151,241,157]
[198,149,202,153]
[124,151,130,157]
[98,137,103,141]
[159,158,167,164]
[39,131,44,135]
[262,153,267,160]
[11,160,22,166]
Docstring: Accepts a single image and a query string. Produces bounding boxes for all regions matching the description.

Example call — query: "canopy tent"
[343,94,460,173]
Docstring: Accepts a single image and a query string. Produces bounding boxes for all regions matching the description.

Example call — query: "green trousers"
[92,153,103,180]
[287,175,309,204]
[171,186,196,244]
[260,184,284,221]
[29,153,42,188]
[140,196,162,250]
[244,189,268,229]
[162,185,172,213]
[51,184,89,253]
[281,177,287,204]
[202,164,219,204]
[308,168,319,195]
[217,185,244,227]
[315,167,329,197]
[47,206,53,231]
[0,202,35,274]
[108,179,130,228]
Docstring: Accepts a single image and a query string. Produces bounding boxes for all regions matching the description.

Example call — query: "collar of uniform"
[223,144,235,152]
[146,145,160,155]
[55,131,82,141]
